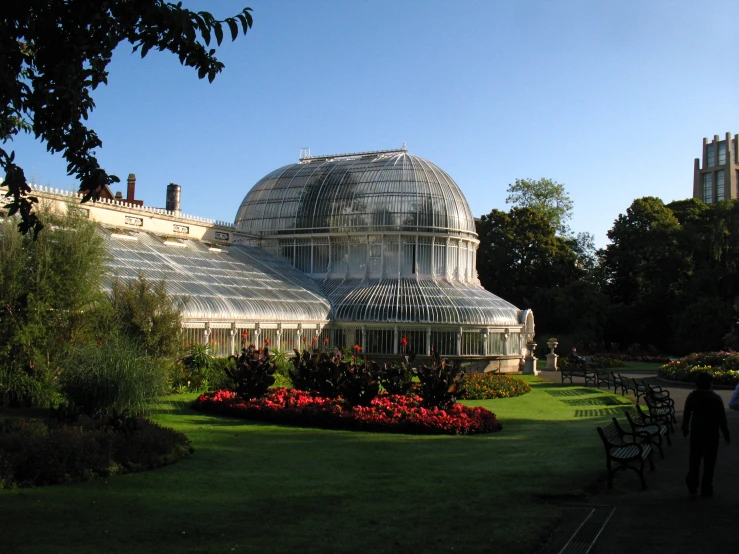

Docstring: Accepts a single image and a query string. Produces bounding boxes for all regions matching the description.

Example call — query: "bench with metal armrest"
[597,418,655,490]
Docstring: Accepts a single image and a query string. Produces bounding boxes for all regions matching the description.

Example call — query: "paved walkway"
[535,371,739,554]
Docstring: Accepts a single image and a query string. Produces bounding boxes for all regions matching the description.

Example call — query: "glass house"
[234,148,534,371]
[3,149,534,372]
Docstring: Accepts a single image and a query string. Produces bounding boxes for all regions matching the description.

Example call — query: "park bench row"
[596,386,676,489]
[561,368,677,418]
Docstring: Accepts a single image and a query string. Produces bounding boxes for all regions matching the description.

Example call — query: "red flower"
[323,338,329,344]
[312,337,317,342]
[400,337,408,347]
[353,344,362,352]
[265,339,270,345]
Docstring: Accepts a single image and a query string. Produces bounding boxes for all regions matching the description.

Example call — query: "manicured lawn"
[0,378,634,554]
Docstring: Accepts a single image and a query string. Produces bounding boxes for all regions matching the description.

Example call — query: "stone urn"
[546,340,559,370]
[523,342,538,375]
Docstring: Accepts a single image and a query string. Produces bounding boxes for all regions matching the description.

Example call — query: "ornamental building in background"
[693,132,739,204]
[1,148,533,372]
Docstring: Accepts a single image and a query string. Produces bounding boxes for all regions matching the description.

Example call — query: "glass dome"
[234,150,476,237]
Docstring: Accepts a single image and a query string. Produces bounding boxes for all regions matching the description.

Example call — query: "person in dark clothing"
[568,347,584,366]
[682,372,731,497]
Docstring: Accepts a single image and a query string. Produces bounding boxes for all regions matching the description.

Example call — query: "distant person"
[568,347,584,365]
[682,372,731,497]
[729,381,739,411]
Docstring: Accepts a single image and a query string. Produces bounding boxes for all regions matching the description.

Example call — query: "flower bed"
[460,374,530,400]
[593,353,671,364]
[658,351,739,386]
[193,388,501,435]
[559,355,625,370]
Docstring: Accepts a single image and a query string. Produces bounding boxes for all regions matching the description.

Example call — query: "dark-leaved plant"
[223,347,275,400]
[413,348,465,410]
[379,352,415,396]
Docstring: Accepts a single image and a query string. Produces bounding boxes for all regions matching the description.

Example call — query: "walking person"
[682,372,731,497]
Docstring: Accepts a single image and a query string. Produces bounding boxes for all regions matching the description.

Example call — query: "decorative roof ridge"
[298,144,407,164]
[18,183,236,229]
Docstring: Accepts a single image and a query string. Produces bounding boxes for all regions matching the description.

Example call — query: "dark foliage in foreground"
[0,414,193,488]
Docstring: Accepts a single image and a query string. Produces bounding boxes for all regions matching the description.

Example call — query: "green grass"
[0,378,634,554]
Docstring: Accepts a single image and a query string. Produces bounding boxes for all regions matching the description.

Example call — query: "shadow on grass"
[544,388,600,397]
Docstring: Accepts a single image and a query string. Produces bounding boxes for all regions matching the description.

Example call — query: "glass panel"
[295,239,311,272]
[719,142,727,165]
[703,173,713,203]
[330,240,348,275]
[365,329,394,354]
[278,239,294,265]
[717,170,725,201]
[348,237,367,277]
[433,239,446,276]
[383,236,399,275]
[431,330,457,356]
[461,330,483,356]
[417,237,432,274]
[209,328,230,357]
[488,332,504,355]
[313,240,329,274]
[401,236,415,275]
[707,144,715,168]
[398,328,426,356]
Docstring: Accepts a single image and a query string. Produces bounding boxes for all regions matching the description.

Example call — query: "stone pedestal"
[545,341,559,370]
[523,342,539,375]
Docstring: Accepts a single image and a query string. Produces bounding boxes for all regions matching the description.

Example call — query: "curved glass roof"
[320,278,521,326]
[234,151,477,237]
[102,230,330,322]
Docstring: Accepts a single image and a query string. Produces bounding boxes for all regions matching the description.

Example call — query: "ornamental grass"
[193,388,500,435]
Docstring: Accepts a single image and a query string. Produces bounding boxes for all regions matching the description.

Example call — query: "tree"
[599,197,685,351]
[109,273,184,359]
[505,178,574,234]
[475,207,604,344]
[0,203,108,406]
[1,1,253,236]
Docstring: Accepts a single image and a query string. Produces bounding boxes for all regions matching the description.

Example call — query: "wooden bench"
[595,369,614,391]
[645,384,676,423]
[561,366,598,387]
[644,393,675,431]
[597,418,655,489]
[625,409,671,459]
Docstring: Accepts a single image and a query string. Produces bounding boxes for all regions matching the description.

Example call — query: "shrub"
[0,206,108,407]
[289,348,381,406]
[342,358,381,407]
[379,357,415,396]
[460,374,531,400]
[413,350,464,409]
[558,355,625,370]
[108,273,183,359]
[223,348,276,399]
[289,349,345,398]
[60,335,167,418]
[0,415,192,488]
[269,348,293,388]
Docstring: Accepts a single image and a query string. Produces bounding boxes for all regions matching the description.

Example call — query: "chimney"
[166,183,181,213]
[126,174,136,203]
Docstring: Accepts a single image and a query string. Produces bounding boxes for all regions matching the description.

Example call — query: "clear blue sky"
[7,0,739,247]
